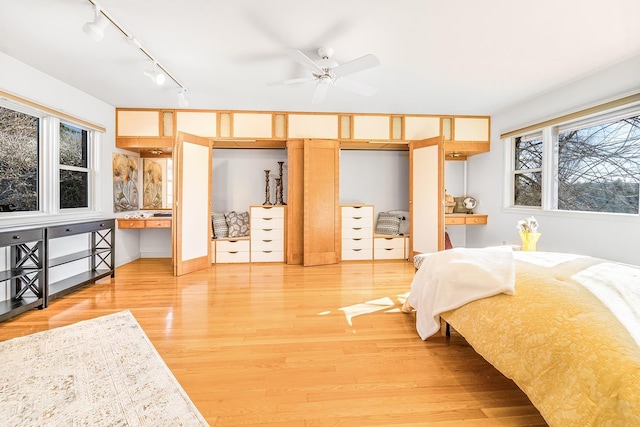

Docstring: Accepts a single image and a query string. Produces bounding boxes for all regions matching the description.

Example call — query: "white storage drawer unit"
[250,205,285,263]
[341,204,373,261]
[374,235,406,260]
[215,238,250,263]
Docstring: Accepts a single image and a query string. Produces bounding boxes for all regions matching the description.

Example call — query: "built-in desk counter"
[444,214,488,226]
[117,217,171,229]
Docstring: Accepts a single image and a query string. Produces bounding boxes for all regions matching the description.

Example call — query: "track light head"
[177,89,189,107]
[82,6,109,42]
[144,65,165,85]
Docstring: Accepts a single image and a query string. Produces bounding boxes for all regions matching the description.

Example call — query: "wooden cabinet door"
[303,139,340,266]
[409,135,444,257]
[286,140,304,265]
[173,131,212,276]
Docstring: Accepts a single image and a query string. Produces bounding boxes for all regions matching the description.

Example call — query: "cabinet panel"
[454,117,489,141]
[374,247,405,260]
[288,115,338,139]
[404,117,440,140]
[176,112,217,137]
[117,110,160,137]
[233,113,273,138]
[353,115,390,140]
[342,248,372,261]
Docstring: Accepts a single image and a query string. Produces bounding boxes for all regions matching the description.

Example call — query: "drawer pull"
[263,229,273,232]
[66,228,72,232]
[353,227,362,231]
[353,216,362,220]
[353,238,362,241]
[12,235,21,240]
[263,218,273,221]
[353,249,362,252]
[229,251,238,254]
[262,239,272,243]
[99,223,105,227]
[263,251,272,254]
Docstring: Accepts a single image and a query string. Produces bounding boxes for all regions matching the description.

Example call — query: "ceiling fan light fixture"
[144,63,165,85]
[82,5,109,42]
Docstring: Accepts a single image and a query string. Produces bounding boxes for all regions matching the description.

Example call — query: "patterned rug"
[0,311,208,426]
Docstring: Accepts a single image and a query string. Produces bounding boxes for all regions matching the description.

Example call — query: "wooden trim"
[500,92,640,139]
[0,89,106,132]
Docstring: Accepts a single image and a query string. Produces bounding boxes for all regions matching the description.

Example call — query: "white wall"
[0,51,138,267]
[340,150,409,216]
[466,54,640,265]
[212,148,288,212]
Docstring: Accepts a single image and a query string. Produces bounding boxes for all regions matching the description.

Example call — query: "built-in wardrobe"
[115,109,490,275]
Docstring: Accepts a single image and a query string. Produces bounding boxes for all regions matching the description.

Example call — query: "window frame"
[0,99,99,225]
[505,103,640,218]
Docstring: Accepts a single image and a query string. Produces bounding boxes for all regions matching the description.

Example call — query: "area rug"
[0,311,208,426]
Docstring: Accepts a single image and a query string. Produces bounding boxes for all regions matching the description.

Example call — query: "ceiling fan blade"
[333,76,377,97]
[284,49,324,74]
[267,77,315,86]
[311,80,331,104]
[332,54,380,77]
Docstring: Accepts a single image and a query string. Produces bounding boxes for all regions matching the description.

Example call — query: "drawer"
[342,248,373,261]
[251,216,284,229]
[342,237,373,250]
[251,250,284,263]
[444,216,466,225]
[374,236,405,250]
[342,205,373,218]
[251,238,284,252]
[342,226,372,239]
[118,219,146,229]
[342,216,373,228]
[0,228,44,246]
[251,228,283,240]
[216,239,250,252]
[250,206,285,219]
[374,247,405,260]
[216,250,250,263]
[466,215,487,225]
[145,219,171,228]
[48,219,114,237]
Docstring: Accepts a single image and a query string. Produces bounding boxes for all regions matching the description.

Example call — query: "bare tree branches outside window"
[0,106,39,212]
[59,123,89,209]
[558,115,640,213]
[513,114,640,214]
[513,136,542,207]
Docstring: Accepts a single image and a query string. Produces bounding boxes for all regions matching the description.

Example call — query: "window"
[0,102,96,216]
[513,134,542,208]
[59,123,89,209]
[0,106,39,212]
[510,110,640,214]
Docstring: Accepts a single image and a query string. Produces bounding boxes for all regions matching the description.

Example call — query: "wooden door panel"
[303,139,340,266]
[409,135,444,258]
[173,131,212,276]
[286,140,304,265]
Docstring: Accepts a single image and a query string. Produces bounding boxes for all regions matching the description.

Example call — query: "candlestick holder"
[277,161,286,205]
[263,169,272,205]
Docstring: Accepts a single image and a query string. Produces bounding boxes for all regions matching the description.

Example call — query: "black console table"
[46,219,115,302]
[0,218,115,322]
[0,226,46,322]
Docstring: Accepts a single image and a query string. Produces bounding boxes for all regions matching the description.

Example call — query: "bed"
[406,247,640,426]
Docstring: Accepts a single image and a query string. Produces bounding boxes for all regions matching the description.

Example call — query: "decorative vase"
[519,231,541,251]
[263,170,272,205]
[277,161,286,205]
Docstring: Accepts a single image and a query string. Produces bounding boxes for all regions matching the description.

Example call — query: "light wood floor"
[0,259,547,426]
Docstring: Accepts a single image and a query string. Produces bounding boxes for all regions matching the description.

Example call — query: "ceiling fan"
[269,47,380,104]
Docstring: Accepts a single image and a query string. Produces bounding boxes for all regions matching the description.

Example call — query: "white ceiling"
[1,0,640,116]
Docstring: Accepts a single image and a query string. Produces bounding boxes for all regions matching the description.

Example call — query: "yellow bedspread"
[441,252,640,426]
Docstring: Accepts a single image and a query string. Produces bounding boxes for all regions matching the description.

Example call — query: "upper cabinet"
[115,108,490,157]
[441,116,490,160]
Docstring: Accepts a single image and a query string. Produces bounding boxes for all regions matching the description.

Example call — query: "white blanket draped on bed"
[408,246,516,340]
